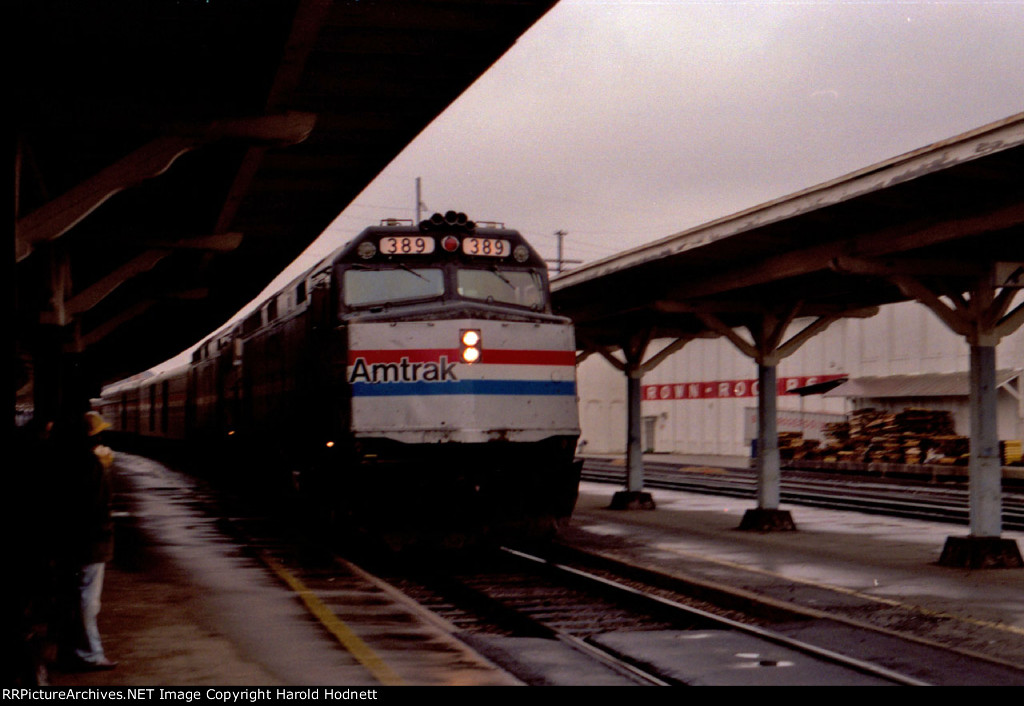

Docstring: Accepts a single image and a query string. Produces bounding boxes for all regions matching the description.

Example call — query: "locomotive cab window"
[457,267,545,310]
[343,267,445,308]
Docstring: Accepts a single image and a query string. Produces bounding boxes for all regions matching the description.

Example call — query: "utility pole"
[553,230,582,275]
[415,177,423,224]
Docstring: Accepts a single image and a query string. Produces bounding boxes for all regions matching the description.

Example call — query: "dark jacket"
[52,427,114,566]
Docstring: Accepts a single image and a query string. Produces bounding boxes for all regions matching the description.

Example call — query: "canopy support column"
[756,363,781,509]
[597,334,695,510]
[830,257,1022,566]
[876,266,1023,568]
[939,340,1022,567]
[30,245,98,427]
[968,344,1002,538]
[699,306,845,531]
[623,365,648,498]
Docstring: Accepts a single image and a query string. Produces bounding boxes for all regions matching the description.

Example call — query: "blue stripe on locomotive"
[351,380,577,397]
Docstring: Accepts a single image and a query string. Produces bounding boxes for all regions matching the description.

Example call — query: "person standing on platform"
[53,410,118,672]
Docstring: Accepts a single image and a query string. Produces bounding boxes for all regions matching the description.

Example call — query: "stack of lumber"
[815,407,967,465]
[1002,440,1023,466]
[777,432,819,460]
[774,409,1021,467]
[928,436,969,465]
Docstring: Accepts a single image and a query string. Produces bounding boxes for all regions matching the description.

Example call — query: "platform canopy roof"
[551,113,1024,359]
[15,0,557,393]
[824,370,1021,399]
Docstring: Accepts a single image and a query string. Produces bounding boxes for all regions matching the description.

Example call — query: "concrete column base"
[938,536,1023,569]
[609,491,656,511]
[738,508,796,531]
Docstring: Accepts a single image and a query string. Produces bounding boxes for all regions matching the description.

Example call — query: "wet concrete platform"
[564,480,1024,680]
[41,454,522,687]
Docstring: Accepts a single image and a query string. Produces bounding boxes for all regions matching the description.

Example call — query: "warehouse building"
[577,299,1024,464]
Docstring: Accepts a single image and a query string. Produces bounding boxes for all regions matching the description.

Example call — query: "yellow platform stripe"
[263,555,406,686]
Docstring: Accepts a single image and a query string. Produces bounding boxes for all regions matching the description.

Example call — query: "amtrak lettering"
[348,355,458,384]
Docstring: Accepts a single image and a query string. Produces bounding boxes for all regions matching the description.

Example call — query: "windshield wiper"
[489,266,516,289]
[396,263,429,281]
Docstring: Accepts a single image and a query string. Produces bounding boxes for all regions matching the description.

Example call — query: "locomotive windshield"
[457,267,545,309]
[343,267,444,307]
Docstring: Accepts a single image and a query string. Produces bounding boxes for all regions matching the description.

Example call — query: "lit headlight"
[460,329,482,364]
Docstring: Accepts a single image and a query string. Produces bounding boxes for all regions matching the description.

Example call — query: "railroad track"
[370,545,930,686]
[580,458,1024,531]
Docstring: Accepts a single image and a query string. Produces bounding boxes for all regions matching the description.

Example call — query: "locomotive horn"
[421,211,473,231]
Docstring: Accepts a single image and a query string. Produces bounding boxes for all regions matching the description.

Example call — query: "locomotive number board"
[462,237,510,257]
[380,236,435,255]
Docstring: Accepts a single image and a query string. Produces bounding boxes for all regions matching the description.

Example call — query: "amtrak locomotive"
[97,212,582,547]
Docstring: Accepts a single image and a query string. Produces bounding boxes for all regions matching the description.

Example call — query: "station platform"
[564,479,1024,679]
[27,454,1024,687]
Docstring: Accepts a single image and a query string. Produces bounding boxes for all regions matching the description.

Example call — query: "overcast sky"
[164,0,1024,366]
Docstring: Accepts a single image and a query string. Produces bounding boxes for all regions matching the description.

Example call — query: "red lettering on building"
[642,374,845,400]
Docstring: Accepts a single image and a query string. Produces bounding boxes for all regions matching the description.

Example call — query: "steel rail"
[499,546,930,686]
[581,459,1024,530]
